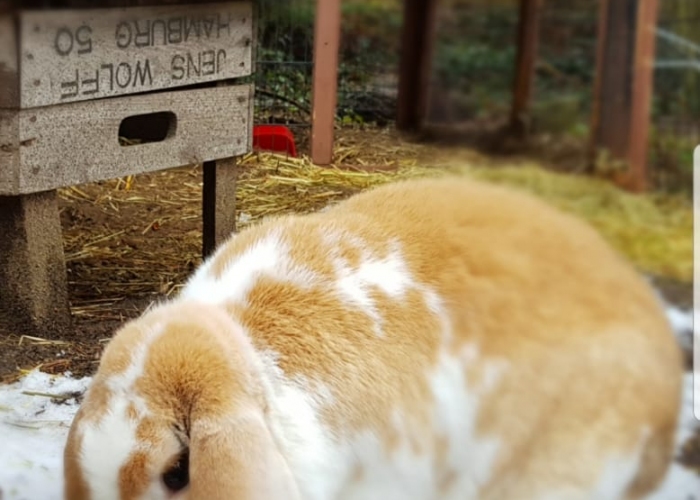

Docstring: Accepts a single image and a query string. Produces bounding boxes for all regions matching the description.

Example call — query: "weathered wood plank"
[0,190,72,335]
[625,0,659,192]
[0,109,19,193]
[0,83,253,195]
[13,1,252,108]
[202,157,237,258]
[202,81,250,256]
[0,13,18,108]
[590,0,635,167]
[589,0,658,192]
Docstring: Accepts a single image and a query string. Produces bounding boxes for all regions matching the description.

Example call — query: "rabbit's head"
[63,301,300,500]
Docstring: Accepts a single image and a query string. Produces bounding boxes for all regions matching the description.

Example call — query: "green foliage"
[530,93,587,135]
[435,44,516,89]
[255,0,315,59]
[656,0,700,117]
[252,0,402,123]
[648,126,695,197]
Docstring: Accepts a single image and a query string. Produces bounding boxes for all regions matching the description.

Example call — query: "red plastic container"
[253,125,298,157]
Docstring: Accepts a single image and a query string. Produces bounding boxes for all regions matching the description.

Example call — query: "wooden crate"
[0,84,253,194]
[0,0,254,334]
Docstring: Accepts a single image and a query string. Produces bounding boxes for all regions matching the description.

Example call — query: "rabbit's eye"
[162,448,189,493]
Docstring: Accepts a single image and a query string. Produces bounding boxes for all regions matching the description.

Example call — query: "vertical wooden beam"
[509,0,543,137]
[626,0,659,192]
[589,0,659,192]
[591,0,636,163]
[310,0,341,165]
[396,0,440,132]
[589,0,611,166]
[202,157,238,259]
[0,191,71,335]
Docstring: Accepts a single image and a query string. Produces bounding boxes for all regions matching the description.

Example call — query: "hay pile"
[235,152,439,226]
[57,129,441,321]
[56,126,690,327]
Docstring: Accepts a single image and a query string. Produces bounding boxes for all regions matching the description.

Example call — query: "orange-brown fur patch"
[224,254,441,454]
[119,451,149,499]
[350,463,365,483]
[63,423,90,500]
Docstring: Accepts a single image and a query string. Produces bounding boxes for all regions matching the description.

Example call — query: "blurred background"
[252,0,699,196]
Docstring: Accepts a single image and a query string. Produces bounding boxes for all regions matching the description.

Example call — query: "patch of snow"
[666,306,694,354]
[0,371,91,500]
[648,464,700,500]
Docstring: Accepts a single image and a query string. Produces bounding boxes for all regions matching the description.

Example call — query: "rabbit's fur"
[63,176,684,500]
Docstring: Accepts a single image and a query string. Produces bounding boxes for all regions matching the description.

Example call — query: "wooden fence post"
[310,0,342,165]
[626,0,659,192]
[509,0,542,137]
[589,0,659,192]
[396,0,440,132]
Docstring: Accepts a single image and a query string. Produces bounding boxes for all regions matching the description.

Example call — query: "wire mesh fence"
[251,0,698,195]
[252,0,314,138]
[251,0,403,150]
[427,0,519,126]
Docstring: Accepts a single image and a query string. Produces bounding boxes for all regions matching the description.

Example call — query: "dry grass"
[57,126,692,326]
[57,128,444,321]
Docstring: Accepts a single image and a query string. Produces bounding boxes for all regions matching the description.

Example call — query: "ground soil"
[0,167,202,382]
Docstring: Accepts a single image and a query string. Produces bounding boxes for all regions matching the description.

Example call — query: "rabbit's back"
[181,176,683,500]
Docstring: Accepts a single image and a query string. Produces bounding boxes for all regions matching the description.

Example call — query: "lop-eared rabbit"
[63,176,683,500]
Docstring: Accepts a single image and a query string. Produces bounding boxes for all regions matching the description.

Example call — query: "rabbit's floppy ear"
[188,410,301,500]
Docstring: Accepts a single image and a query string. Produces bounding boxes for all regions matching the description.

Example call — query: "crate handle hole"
[118,111,177,146]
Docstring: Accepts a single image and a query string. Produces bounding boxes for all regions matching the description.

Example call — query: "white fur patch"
[254,349,343,500]
[312,345,505,500]
[334,239,413,298]
[335,427,434,500]
[78,398,140,500]
[590,444,647,500]
[428,346,505,499]
[78,323,165,500]
[325,234,417,336]
[248,343,505,500]
[181,231,318,305]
